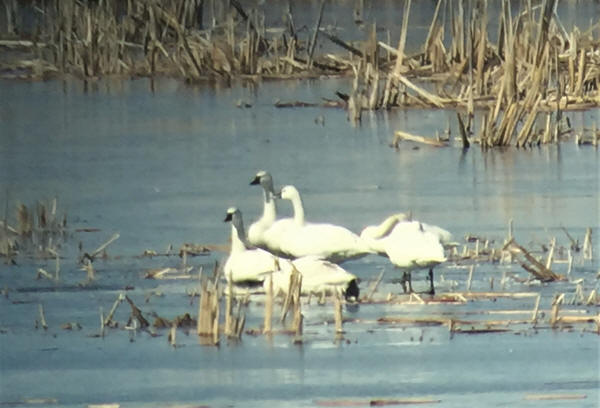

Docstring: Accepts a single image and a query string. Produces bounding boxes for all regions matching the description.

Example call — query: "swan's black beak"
[273,190,282,199]
[250,175,260,185]
[224,213,233,222]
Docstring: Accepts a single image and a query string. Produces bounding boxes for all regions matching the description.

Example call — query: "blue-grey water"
[1,0,600,392]
[1,76,598,408]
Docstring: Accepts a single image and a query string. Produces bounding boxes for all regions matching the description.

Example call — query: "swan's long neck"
[363,215,399,240]
[230,214,250,253]
[359,215,400,254]
[289,190,305,226]
[261,189,277,225]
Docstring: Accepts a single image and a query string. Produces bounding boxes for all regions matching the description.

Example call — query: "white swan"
[223,207,285,286]
[267,255,360,300]
[360,213,446,294]
[224,207,359,300]
[247,170,277,247]
[274,185,374,263]
[362,213,453,246]
[247,170,296,255]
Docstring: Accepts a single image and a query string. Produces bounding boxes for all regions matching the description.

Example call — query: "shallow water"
[0,72,599,408]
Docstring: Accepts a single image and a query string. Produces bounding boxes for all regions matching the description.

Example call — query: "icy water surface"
[0,76,599,407]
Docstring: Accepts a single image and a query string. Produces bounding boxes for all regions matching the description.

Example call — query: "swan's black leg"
[407,271,414,293]
[400,271,408,293]
[427,269,435,295]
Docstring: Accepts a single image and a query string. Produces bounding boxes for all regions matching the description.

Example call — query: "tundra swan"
[247,170,277,247]
[225,206,359,300]
[274,185,374,263]
[223,207,286,286]
[360,213,446,294]
[247,170,296,255]
[267,255,360,301]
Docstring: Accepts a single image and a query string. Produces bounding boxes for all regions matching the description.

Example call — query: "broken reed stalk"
[365,269,385,302]
[466,265,474,291]
[38,303,48,330]
[393,130,448,147]
[334,293,343,335]
[87,232,120,260]
[531,294,541,323]
[197,262,221,345]
[169,323,177,347]
[36,268,53,280]
[307,0,325,69]
[545,237,556,270]
[583,228,592,260]
[224,273,233,337]
[99,306,105,337]
[263,273,273,334]
[104,293,125,327]
[292,276,303,344]
[504,239,564,282]
[550,293,564,328]
[280,265,302,323]
[125,295,149,329]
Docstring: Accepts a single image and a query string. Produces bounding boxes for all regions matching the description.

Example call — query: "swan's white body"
[360,213,446,268]
[361,213,447,294]
[275,185,374,263]
[224,207,287,285]
[268,255,359,298]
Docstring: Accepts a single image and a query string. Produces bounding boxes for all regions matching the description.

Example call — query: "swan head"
[224,207,248,243]
[223,206,240,223]
[275,185,300,201]
[250,170,275,202]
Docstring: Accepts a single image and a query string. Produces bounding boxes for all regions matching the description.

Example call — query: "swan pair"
[223,207,359,300]
[360,213,448,294]
[248,171,374,263]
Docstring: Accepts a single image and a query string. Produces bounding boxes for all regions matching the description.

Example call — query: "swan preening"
[360,213,447,294]
[224,206,359,300]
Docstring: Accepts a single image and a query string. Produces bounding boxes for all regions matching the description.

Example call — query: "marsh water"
[1,75,598,407]
[1,0,600,403]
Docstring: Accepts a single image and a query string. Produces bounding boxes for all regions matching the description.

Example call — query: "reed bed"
[3,197,596,345]
[2,1,598,146]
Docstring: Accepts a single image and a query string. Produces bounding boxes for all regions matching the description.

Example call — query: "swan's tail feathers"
[345,279,360,301]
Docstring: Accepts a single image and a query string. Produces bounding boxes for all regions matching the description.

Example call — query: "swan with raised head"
[223,207,285,286]
[360,213,446,294]
[274,185,374,263]
[247,170,277,248]
[247,170,296,255]
[268,255,360,301]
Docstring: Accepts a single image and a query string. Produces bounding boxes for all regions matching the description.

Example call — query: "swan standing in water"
[225,206,359,299]
[361,213,446,294]
[274,185,374,263]
[247,170,295,255]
